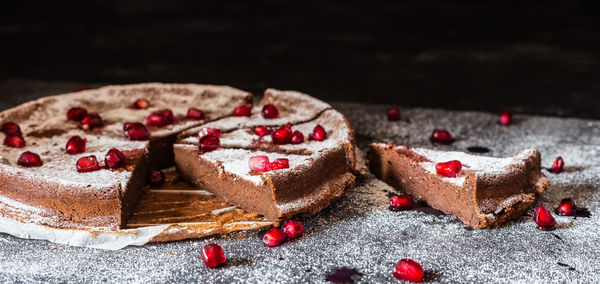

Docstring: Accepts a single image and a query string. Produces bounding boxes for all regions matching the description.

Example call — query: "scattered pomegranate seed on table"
[79,114,103,130]
[1,122,22,136]
[199,135,220,154]
[551,156,564,173]
[198,128,221,138]
[393,258,424,283]
[105,148,126,169]
[290,131,304,144]
[533,205,556,230]
[308,125,327,141]
[389,195,414,211]
[233,104,252,116]
[186,108,204,120]
[263,227,286,247]
[282,220,303,239]
[149,169,165,187]
[4,135,25,148]
[65,136,86,154]
[123,122,149,141]
[76,156,100,172]
[132,99,149,109]
[261,104,279,119]
[499,110,512,125]
[201,243,226,268]
[435,160,462,178]
[67,107,88,122]
[17,151,42,167]
[430,129,453,144]
[253,125,270,136]
[387,107,401,121]
[557,198,575,216]
[271,126,293,144]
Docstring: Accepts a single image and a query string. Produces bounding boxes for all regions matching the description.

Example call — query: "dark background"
[1,1,599,118]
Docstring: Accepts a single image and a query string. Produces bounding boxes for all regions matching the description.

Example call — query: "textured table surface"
[0,99,598,283]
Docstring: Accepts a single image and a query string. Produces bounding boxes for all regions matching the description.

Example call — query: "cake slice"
[368,143,550,228]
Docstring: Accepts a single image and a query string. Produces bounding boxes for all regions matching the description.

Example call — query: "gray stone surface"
[0,97,598,283]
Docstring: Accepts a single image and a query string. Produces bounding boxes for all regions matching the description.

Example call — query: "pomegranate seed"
[132,99,149,109]
[17,151,42,167]
[270,158,290,170]
[76,155,100,172]
[290,131,304,144]
[387,107,401,121]
[149,169,165,187]
[282,220,303,239]
[233,104,252,116]
[80,114,103,130]
[533,205,556,230]
[261,104,279,119]
[551,156,564,173]
[271,126,293,144]
[201,244,226,268]
[249,156,271,172]
[123,122,149,141]
[393,258,424,283]
[431,129,453,144]
[499,110,512,126]
[4,135,25,148]
[253,125,270,136]
[390,195,413,211]
[263,227,286,247]
[1,122,22,136]
[161,109,174,124]
[67,107,88,122]
[187,108,204,120]
[65,136,86,155]
[146,113,166,127]
[435,160,462,178]
[557,198,575,216]
[199,135,220,154]
[283,124,292,131]
[105,148,125,169]
[198,128,221,139]
[308,125,327,141]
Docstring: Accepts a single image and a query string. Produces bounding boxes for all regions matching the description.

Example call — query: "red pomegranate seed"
[551,156,564,173]
[146,113,166,127]
[557,198,575,216]
[65,136,86,154]
[271,126,293,144]
[201,244,226,268]
[499,110,512,126]
[67,107,88,122]
[308,125,327,141]
[149,169,165,187]
[435,160,462,178]
[290,131,304,144]
[390,195,413,211]
[387,107,401,121]
[161,109,174,124]
[80,114,103,130]
[261,104,279,119]
[123,122,149,141]
[282,220,303,239]
[1,122,22,136]
[249,156,271,172]
[17,151,42,167]
[132,99,149,109]
[534,205,556,230]
[263,227,286,247]
[4,135,25,148]
[253,125,270,137]
[76,155,100,172]
[105,148,125,169]
[198,128,221,139]
[393,258,424,283]
[199,135,220,154]
[270,158,289,170]
[233,104,252,117]
[431,129,453,144]
[187,108,204,120]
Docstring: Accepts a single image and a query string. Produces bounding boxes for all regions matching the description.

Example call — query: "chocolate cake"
[368,142,550,228]
[0,83,358,233]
